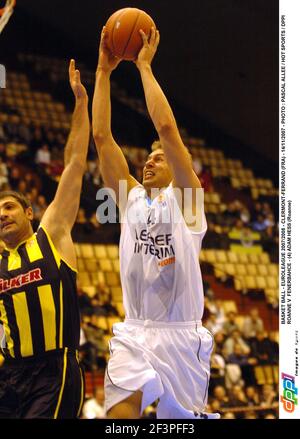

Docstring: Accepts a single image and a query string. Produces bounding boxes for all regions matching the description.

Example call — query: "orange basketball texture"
[105,8,156,61]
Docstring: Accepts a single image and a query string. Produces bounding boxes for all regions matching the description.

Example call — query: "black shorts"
[0,348,85,419]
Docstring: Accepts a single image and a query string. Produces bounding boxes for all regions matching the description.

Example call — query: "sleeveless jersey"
[119,185,207,322]
[0,226,80,359]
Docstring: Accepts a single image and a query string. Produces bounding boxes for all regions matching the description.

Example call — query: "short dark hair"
[0,190,32,211]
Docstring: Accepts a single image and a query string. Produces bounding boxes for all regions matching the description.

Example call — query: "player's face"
[142,150,172,191]
[0,197,33,243]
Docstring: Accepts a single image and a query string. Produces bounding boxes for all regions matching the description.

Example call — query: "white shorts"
[105,319,215,419]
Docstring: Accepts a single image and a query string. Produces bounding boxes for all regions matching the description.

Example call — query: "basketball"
[105,8,156,61]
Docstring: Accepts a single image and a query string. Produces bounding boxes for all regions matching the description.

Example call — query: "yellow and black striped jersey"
[0,226,80,359]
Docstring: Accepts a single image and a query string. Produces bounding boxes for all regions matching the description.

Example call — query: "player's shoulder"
[128,183,146,200]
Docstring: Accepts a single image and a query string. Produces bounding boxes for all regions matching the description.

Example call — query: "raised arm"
[92,27,138,205]
[135,28,200,192]
[41,60,90,268]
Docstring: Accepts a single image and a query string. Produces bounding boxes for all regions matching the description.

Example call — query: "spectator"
[208,399,221,414]
[35,144,51,166]
[29,187,39,202]
[77,284,94,317]
[260,384,277,411]
[91,286,118,317]
[32,195,48,221]
[239,207,251,225]
[223,311,239,336]
[245,386,260,407]
[228,384,248,409]
[23,172,35,191]
[261,202,273,217]
[80,319,104,371]
[214,331,226,356]
[264,213,275,228]
[242,308,264,340]
[208,299,226,327]
[252,214,267,232]
[229,219,258,248]
[82,386,106,419]
[210,347,226,390]
[226,343,257,387]
[222,200,244,227]
[250,331,271,365]
[205,311,224,335]
[223,329,251,359]
[17,179,27,194]
[82,315,107,369]
[211,385,230,409]
[250,202,262,223]
[8,167,21,190]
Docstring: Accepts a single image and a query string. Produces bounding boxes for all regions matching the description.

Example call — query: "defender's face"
[0,197,33,242]
[142,150,172,191]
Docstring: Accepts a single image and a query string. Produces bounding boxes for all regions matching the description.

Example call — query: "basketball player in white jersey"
[92,27,219,419]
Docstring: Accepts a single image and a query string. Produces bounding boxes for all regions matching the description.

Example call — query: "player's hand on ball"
[136,27,160,68]
[97,27,121,73]
[69,59,88,101]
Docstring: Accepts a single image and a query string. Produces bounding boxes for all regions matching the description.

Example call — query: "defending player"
[0,60,89,418]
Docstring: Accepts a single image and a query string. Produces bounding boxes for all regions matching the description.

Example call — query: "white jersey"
[119,184,207,322]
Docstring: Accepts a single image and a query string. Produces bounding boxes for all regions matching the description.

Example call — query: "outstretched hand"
[69,59,88,102]
[135,27,160,69]
[97,26,121,73]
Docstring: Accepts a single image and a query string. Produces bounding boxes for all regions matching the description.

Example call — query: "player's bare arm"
[41,59,90,268]
[136,29,201,192]
[92,27,138,206]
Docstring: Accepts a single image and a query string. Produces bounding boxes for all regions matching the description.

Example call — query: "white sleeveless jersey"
[119,184,207,322]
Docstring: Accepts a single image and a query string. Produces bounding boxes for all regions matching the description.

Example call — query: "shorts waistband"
[3,347,78,365]
[124,318,202,329]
